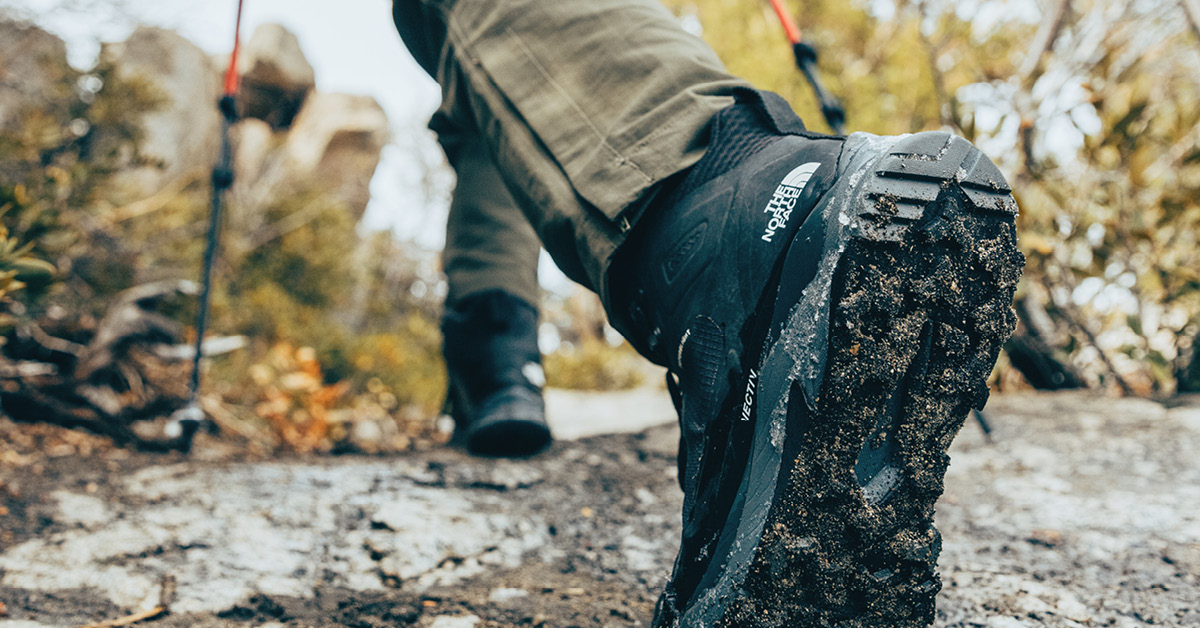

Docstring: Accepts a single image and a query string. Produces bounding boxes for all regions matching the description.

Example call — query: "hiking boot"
[608,90,1023,627]
[442,290,552,457]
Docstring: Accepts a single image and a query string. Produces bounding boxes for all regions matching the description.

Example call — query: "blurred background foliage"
[0,32,451,452]
[0,57,150,311]
[0,0,1197,454]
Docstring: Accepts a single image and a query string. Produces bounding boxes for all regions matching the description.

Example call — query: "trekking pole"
[766,0,847,134]
[166,0,245,452]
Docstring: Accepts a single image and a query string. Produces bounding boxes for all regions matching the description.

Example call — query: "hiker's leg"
[392,0,748,297]
[436,131,549,457]
[441,133,541,310]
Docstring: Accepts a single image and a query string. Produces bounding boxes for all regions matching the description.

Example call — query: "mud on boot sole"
[698,131,1023,627]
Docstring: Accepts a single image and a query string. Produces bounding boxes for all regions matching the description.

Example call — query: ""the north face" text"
[762,162,822,242]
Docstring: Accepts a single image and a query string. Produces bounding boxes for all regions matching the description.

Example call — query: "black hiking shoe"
[442,290,552,457]
[608,90,1023,627]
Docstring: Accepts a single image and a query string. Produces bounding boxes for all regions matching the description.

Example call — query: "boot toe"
[463,386,551,457]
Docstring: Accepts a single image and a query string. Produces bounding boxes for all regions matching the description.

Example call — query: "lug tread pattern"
[859,135,1018,243]
[717,132,1024,628]
[679,316,728,519]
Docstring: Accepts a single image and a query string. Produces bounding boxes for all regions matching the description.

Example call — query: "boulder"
[238,23,315,129]
[279,92,389,219]
[231,117,275,187]
[227,92,387,227]
[102,26,222,199]
[0,18,69,130]
[2,20,386,226]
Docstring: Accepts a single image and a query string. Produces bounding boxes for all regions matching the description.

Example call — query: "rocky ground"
[0,390,1197,628]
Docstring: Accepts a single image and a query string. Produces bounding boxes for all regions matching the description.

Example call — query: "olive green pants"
[441,135,542,308]
[393,0,749,304]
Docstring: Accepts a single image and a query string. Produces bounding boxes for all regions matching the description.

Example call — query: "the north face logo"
[762,162,821,242]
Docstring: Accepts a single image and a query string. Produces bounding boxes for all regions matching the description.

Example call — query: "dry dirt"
[0,390,1197,627]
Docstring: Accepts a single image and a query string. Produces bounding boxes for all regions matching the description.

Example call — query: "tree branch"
[105,168,205,224]
[1182,0,1200,46]
[1019,0,1073,82]
[245,198,329,251]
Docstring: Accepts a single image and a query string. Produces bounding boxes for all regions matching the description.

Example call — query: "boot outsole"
[684,131,1023,627]
[467,416,552,458]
